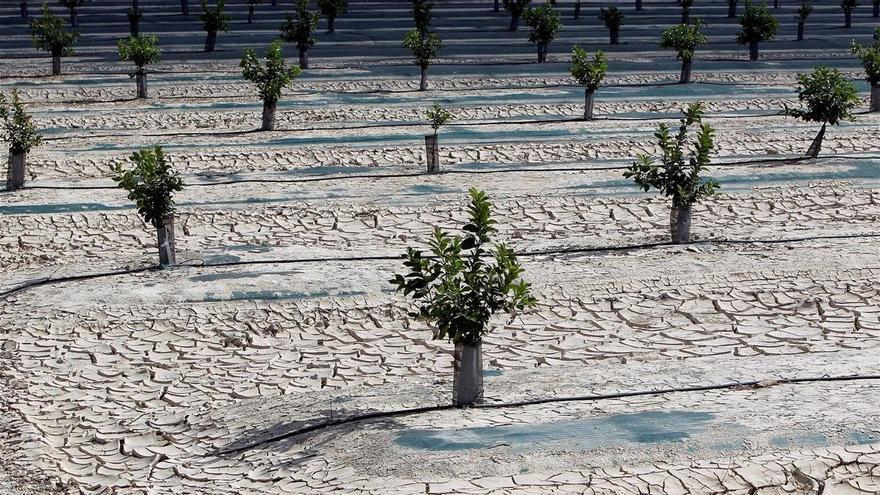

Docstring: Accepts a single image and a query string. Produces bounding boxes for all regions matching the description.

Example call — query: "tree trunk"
[424,134,440,173]
[261,98,277,131]
[327,16,335,33]
[874,0,879,17]
[494,0,500,12]
[6,152,26,191]
[537,42,547,63]
[636,0,643,10]
[205,31,217,52]
[610,27,619,45]
[871,84,880,112]
[181,0,189,15]
[420,66,428,91]
[510,13,520,31]
[749,41,758,61]
[130,15,140,37]
[773,0,778,8]
[670,206,692,243]
[805,123,826,158]
[299,48,308,69]
[69,7,78,28]
[20,1,28,17]
[797,21,804,41]
[844,11,852,28]
[52,55,61,76]
[136,71,147,98]
[682,9,689,24]
[728,0,736,18]
[248,5,254,23]
[156,215,176,266]
[680,59,692,83]
[574,0,582,18]
[452,342,483,406]
[584,88,595,120]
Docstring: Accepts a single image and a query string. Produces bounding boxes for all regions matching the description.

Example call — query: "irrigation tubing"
[15,153,880,191]
[2,232,877,301]
[214,373,880,456]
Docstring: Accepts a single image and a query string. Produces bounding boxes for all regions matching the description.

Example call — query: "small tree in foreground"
[403,29,442,91]
[660,21,708,84]
[318,0,347,33]
[504,0,531,31]
[796,2,812,41]
[241,40,301,131]
[599,6,624,45]
[200,0,229,52]
[118,35,160,99]
[852,35,880,111]
[786,66,859,157]
[737,2,778,61]
[31,4,79,76]
[624,102,720,243]
[391,188,537,406]
[570,46,607,120]
[59,0,85,28]
[523,3,561,63]
[111,146,184,266]
[841,0,857,27]
[1,91,43,191]
[424,102,450,173]
[280,0,320,69]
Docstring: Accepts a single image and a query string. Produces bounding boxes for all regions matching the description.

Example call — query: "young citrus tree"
[318,0,347,33]
[424,102,450,173]
[504,0,531,31]
[246,0,261,24]
[200,0,229,52]
[280,0,320,69]
[523,3,561,63]
[599,5,623,45]
[796,2,812,41]
[624,102,720,243]
[852,35,880,111]
[391,188,536,406]
[59,0,85,28]
[411,0,433,32]
[241,40,301,131]
[403,29,442,91]
[841,0,857,27]
[1,91,43,191]
[118,35,160,99]
[660,21,708,84]
[786,66,859,157]
[111,146,184,266]
[31,3,79,76]
[570,46,607,120]
[737,2,778,61]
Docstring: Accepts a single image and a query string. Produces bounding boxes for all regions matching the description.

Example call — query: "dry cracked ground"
[1,0,880,494]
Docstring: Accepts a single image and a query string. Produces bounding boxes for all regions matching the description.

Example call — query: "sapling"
[736,1,778,61]
[391,188,536,406]
[240,40,301,131]
[796,2,812,41]
[504,0,531,31]
[624,102,720,243]
[200,0,229,52]
[660,20,708,84]
[523,4,561,63]
[118,35,160,99]
[570,46,607,120]
[785,66,859,157]
[423,102,450,173]
[1,90,43,191]
[841,0,857,27]
[59,0,85,28]
[852,34,880,111]
[403,28,442,91]
[280,0,320,69]
[599,6,624,45]
[246,0,261,24]
[111,146,184,266]
[411,0,433,32]
[31,3,79,76]
[318,0,347,33]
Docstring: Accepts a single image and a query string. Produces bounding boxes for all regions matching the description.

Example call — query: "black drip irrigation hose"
[13,153,880,191]
[2,232,877,301]
[213,373,880,456]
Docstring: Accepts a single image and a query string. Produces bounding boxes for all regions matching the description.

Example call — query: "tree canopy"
[118,35,160,72]
[570,46,607,90]
[111,146,184,229]
[31,4,79,56]
[786,66,859,125]
[660,21,708,61]
[737,1,778,44]
[403,28,442,68]
[0,90,43,156]
[240,40,301,102]
[280,0,320,50]
[523,4,561,45]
